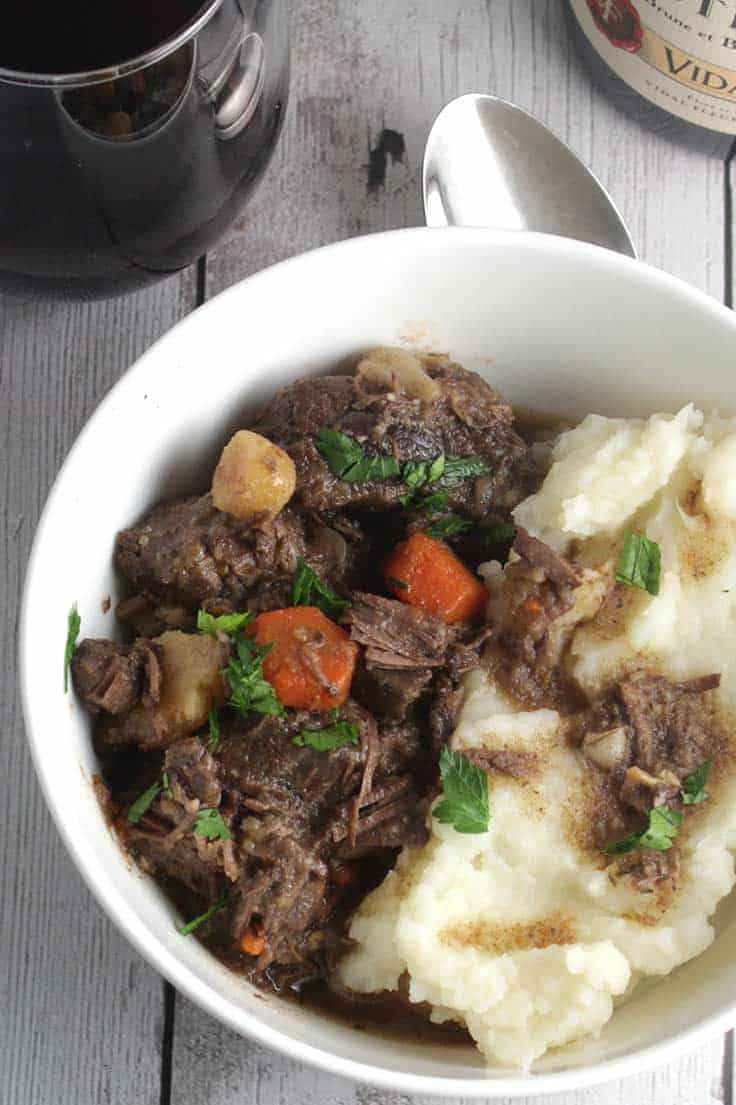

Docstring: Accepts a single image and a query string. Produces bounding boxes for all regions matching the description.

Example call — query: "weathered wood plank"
[0,273,195,1105]
[204,0,724,298]
[170,994,726,1105]
[168,0,730,1102]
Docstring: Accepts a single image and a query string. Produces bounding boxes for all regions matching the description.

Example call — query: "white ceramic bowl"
[20,227,736,1096]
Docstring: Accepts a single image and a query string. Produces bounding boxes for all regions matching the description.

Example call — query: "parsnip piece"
[212,429,296,519]
[155,630,226,735]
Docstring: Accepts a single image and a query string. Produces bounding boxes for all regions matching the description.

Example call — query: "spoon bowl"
[423,94,637,257]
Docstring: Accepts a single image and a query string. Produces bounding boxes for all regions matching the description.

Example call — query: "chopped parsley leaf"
[426,515,473,539]
[418,490,450,514]
[315,428,400,482]
[294,712,360,752]
[402,453,446,488]
[316,431,489,491]
[162,771,173,798]
[385,576,408,591]
[197,609,253,639]
[615,532,661,596]
[179,891,232,936]
[603,806,683,855]
[682,758,711,806]
[193,808,231,842]
[433,747,490,834]
[127,780,163,824]
[64,603,81,693]
[481,521,517,545]
[223,635,285,718]
[442,454,491,482]
[292,558,347,619]
[399,488,450,513]
[207,707,220,754]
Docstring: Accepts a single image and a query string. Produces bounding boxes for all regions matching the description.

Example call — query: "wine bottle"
[565,0,736,155]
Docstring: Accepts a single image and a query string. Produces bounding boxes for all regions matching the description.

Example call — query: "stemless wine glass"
[0,0,289,299]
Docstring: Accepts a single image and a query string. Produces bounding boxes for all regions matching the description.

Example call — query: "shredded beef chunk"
[344,595,487,726]
[343,592,451,668]
[512,526,583,589]
[212,706,426,982]
[72,638,162,715]
[125,734,235,898]
[462,748,539,779]
[218,706,369,813]
[74,631,226,751]
[115,496,307,611]
[343,593,446,719]
[581,671,721,790]
[74,350,541,994]
[124,704,427,986]
[427,632,493,749]
[485,527,583,708]
[253,357,535,515]
[429,673,464,748]
[352,662,432,721]
[618,671,721,777]
[165,737,221,808]
[579,671,722,857]
[133,832,228,901]
[114,497,357,626]
[609,847,680,901]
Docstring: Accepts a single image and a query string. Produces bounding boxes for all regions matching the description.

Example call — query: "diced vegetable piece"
[383,532,488,624]
[211,430,296,520]
[251,606,359,709]
[155,630,227,735]
[356,346,440,402]
[240,921,266,957]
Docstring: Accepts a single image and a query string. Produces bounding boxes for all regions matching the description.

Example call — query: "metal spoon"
[423,93,637,258]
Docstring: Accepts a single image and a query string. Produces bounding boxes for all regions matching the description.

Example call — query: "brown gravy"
[291,980,472,1047]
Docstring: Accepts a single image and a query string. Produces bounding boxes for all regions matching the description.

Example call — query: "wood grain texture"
[169,1,730,1103]
[204,0,724,298]
[170,994,727,1105]
[0,275,195,1105]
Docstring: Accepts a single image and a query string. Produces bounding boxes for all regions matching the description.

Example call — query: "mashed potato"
[338,408,736,1069]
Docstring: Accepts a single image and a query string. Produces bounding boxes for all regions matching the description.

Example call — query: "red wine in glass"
[0,0,289,299]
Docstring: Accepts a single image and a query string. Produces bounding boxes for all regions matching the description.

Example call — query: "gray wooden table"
[2,2,733,1102]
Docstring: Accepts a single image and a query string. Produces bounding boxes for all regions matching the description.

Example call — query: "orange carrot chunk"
[383,531,488,624]
[252,606,358,710]
[240,921,266,957]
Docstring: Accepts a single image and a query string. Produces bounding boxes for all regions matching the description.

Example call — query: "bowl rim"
[19,225,736,1096]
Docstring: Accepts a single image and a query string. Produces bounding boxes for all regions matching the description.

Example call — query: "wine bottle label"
[569,0,736,133]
